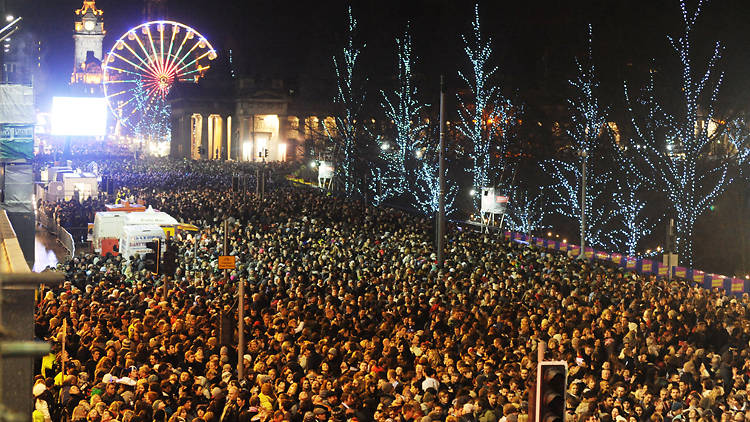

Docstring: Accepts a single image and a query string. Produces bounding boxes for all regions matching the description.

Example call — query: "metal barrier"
[37,213,75,259]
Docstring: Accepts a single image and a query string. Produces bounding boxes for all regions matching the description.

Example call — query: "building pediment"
[241,90,286,101]
[235,101,287,116]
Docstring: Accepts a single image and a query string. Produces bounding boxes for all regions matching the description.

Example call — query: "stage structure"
[317,161,334,190]
[480,187,508,233]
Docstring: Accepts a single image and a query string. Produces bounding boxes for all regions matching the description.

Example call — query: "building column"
[250,115,258,162]
[216,116,224,160]
[190,115,198,160]
[200,114,208,160]
[237,114,246,161]
[251,116,258,162]
[217,116,225,161]
[277,114,288,162]
[224,115,232,161]
[207,116,215,160]
[179,114,190,159]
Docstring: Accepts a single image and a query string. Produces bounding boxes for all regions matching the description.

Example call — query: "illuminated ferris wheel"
[102,20,217,134]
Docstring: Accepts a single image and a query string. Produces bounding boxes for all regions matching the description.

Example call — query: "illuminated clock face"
[84,20,95,31]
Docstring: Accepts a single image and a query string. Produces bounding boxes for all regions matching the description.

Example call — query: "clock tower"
[71,0,105,92]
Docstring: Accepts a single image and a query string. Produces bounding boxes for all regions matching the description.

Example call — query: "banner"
[693,270,705,283]
[712,274,725,289]
[0,124,33,161]
[732,278,744,294]
[493,228,745,294]
[640,260,653,273]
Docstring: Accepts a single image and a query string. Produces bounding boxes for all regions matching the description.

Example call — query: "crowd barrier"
[505,231,747,295]
[37,213,75,260]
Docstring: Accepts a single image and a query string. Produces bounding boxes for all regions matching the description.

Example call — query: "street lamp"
[578,149,588,259]
[381,142,390,151]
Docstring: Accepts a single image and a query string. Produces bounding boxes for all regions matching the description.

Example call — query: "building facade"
[169,67,334,163]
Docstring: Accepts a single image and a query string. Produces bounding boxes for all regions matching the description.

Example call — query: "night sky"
[11,0,750,114]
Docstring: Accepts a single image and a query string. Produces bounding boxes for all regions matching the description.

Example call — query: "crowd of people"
[33,158,750,422]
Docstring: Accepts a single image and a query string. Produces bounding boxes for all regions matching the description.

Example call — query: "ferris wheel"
[102,20,217,134]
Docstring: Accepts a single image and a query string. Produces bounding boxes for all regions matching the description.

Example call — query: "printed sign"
[218,255,236,270]
[0,124,33,160]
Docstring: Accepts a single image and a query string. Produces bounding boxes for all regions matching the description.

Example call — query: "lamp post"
[578,149,588,259]
[437,75,446,268]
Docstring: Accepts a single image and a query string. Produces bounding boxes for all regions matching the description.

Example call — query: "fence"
[37,213,75,260]
[501,230,748,295]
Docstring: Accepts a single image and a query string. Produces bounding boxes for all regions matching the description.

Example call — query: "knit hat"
[32,383,46,397]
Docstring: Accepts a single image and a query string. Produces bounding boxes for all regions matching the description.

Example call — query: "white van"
[124,207,180,238]
[119,225,167,260]
[92,212,129,254]
[123,207,179,226]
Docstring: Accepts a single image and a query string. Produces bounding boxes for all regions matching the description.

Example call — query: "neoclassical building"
[168,61,334,163]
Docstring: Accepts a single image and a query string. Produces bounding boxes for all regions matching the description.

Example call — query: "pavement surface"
[33,227,69,272]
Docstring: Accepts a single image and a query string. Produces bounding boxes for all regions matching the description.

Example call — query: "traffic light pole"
[436,75,446,268]
[261,154,266,200]
[226,218,245,382]
[255,167,260,196]
[155,239,160,276]
[162,237,169,300]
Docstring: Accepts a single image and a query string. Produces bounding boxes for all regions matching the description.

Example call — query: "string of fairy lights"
[455,4,520,211]
[378,28,428,198]
[624,0,747,267]
[325,6,366,197]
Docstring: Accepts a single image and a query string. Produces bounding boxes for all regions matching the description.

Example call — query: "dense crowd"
[37,158,282,243]
[39,197,106,232]
[33,158,750,422]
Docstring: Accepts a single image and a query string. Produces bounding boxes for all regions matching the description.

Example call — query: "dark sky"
[12,0,750,113]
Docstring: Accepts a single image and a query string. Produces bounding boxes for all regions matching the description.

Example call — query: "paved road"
[33,228,69,272]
